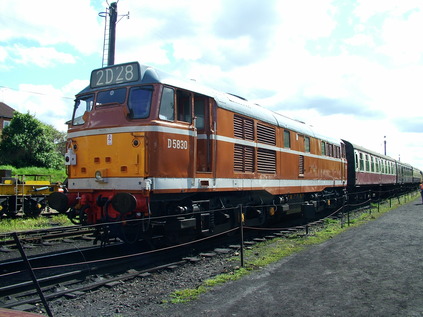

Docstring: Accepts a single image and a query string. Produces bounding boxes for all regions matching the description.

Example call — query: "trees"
[0,112,65,169]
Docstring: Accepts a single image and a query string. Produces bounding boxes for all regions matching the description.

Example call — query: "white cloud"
[1,0,102,55]
[379,10,423,65]
[1,84,74,132]
[0,47,7,62]
[276,0,337,39]
[344,34,375,47]
[9,45,76,67]
[353,1,423,65]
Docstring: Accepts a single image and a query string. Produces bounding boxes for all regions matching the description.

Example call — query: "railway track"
[0,225,96,251]
[0,210,331,310]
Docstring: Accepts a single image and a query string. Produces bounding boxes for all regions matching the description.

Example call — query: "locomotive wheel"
[68,206,88,225]
[0,201,8,217]
[23,199,44,217]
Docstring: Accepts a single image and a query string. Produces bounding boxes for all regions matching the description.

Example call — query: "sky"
[1,0,423,170]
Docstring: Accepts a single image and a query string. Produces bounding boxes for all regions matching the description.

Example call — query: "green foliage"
[43,123,67,156]
[170,286,207,303]
[0,112,65,169]
[0,165,67,183]
[203,267,250,287]
[0,214,72,234]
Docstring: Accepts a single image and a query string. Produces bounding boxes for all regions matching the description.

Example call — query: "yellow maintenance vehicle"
[0,170,64,217]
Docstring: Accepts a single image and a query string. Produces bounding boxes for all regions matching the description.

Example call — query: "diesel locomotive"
[48,61,422,242]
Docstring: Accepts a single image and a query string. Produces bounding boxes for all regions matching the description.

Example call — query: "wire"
[0,85,74,101]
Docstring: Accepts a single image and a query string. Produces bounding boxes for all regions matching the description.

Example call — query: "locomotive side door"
[194,94,213,174]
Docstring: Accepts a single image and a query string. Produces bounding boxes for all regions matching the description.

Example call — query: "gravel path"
[43,198,423,316]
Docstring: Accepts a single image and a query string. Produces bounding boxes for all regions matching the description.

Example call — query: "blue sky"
[1,0,422,170]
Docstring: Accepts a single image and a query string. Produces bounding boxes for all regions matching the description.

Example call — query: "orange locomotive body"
[49,62,347,241]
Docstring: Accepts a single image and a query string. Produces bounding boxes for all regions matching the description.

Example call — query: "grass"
[0,214,72,235]
[0,165,67,183]
[168,192,419,303]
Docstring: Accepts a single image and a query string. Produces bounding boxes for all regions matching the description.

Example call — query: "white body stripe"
[68,177,344,191]
[68,126,344,163]
[68,125,194,138]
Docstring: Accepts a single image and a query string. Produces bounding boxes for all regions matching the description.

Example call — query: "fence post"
[12,232,54,317]
[389,195,392,208]
[239,204,245,267]
[347,207,350,226]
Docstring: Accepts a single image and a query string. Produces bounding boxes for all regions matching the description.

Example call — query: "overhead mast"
[107,2,117,66]
[99,1,129,67]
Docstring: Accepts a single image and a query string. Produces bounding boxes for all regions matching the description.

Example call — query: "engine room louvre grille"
[257,123,276,145]
[234,115,254,140]
[234,144,254,172]
[257,148,276,174]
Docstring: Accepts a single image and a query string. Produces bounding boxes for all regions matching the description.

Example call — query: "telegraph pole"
[99,1,129,67]
[107,2,118,66]
[384,136,386,156]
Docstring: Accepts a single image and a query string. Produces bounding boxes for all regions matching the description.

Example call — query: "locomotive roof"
[80,62,342,145]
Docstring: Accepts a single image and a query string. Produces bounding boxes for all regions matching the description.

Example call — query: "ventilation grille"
[257,148,276,174]
[257,123,276,145]
[234,115,254,140]
[234,144,254,172]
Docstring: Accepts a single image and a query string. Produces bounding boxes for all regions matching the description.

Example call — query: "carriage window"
[176,90,192,123]
[72,94,94,125]
[159,87,175,121]
[355,153,359,170]
[128,86,153,119]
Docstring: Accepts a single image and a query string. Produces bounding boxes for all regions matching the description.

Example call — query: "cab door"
[194,94,213,174]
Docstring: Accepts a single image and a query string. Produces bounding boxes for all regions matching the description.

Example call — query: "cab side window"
[159,87,193,123]
[176,90,192,123]
[194,94,206,129]
[72,94,94,126]
[128,86,153,119]
[159,87,175,121]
